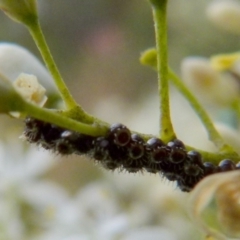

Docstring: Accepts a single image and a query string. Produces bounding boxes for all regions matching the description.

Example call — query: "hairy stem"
[168,68,237,154]
[27,20,77,109]
[150,0,175,142]
[23,102,108,136]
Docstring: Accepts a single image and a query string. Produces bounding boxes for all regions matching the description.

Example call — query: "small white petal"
[122,227,177,240]
[21,181,69,209]
[207,0,240,34]
[189,171,240,239]
[181,57,239,106]
[215,123,240,154]
[0,73,24,112]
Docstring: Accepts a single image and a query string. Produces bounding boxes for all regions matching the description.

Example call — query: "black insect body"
[203,162,218,176]
[109,123,131,147]
[91,137,121,170]
[23,117,239,192]
[167,139,187,164]
[92,137,111,161]
[24,117,44,143]
[122,134,148,173]
[160,140,187,180]
[145,137,170,173]
[71,133,95,155]
[41,123,63,150]
[218,159,236,172]
[176,151,205,192]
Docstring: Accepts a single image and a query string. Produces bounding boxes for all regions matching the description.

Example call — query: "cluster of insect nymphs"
[24,117,240,192]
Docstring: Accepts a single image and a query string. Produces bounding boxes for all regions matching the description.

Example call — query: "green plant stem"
[22,100,240,163]
[168,68,237,154]
[232,98,240,126]
[27,20,96,123]
[150,0,175,142]
[23,101,108,136]
[186,145,239,164]
[26,20,77,110]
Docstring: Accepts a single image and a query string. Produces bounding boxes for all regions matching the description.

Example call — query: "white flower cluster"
[0,138,60,240]
[0,138,199,240]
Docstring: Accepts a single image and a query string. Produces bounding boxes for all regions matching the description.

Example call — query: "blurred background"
[0,0,240,239]
[1,0,239,117]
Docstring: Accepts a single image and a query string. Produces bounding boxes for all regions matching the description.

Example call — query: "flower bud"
[10,73,47,118]
[0,0,37,25]
[140,48,157,69]
[13,73,47,107]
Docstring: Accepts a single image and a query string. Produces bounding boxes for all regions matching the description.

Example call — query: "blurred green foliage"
[0,0,239,113]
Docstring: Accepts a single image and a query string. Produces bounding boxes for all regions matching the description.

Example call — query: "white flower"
[34,173,196,240]
[181,57,239,107]
[189,170,240,239]
[0,138,71,240]
[122,227,177,240]
[0,43,61,107]
[206,0,240,34]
